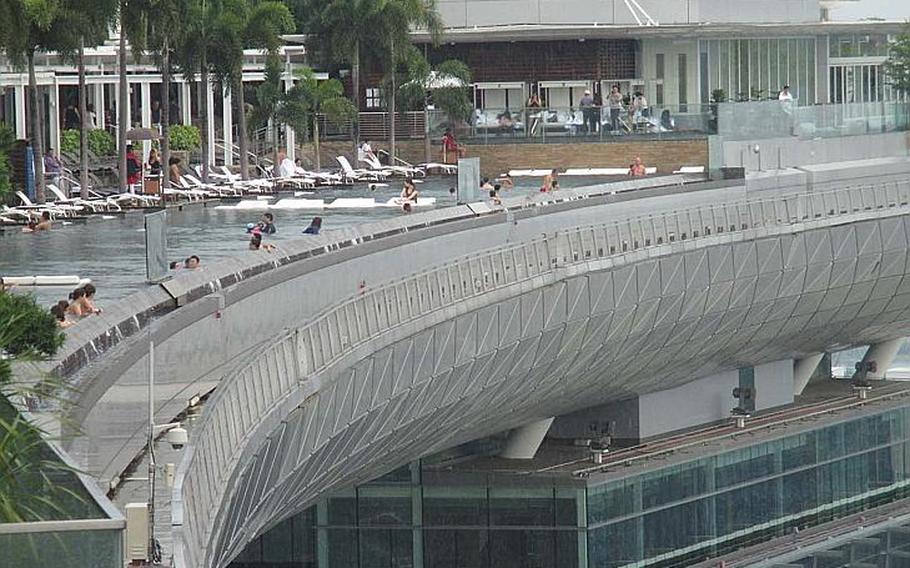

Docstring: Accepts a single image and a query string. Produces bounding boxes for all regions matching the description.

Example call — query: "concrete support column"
[180,82,191,126]
[793,353,825,396]
[859,338,905,380]
[284,78,295,161]
[500,417,554,459]
[206,81,216,167]
[93,83,105,130]
[13,85,26,138]
[49,80,60,156]
[140,82,152,162]
[222,87,233,167]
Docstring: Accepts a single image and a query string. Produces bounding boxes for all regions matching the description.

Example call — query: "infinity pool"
[0,176,599,307]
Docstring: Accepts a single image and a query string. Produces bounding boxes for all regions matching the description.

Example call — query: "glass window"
[260,517,294,564]
[327,528,358,568]
[360,528,412,568]
[641,463,709,509]
[424,487,487,526]
[490,529,554,568]
[365,87,382,109]
[358,487,412,527]
[587,482,636,525]
[328,495,358,525]
[588,520,642,568]
[643,497,712,556]
[489,487,555,526]
[424,529,489,568]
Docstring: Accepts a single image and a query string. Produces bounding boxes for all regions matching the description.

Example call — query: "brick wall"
[296,138,707,179]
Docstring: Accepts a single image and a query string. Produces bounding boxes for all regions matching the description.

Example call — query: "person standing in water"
[540,169,559,192]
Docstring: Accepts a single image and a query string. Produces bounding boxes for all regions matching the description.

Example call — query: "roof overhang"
[411,20,907,44]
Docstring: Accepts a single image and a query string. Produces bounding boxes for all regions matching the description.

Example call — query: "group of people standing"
[50,283,102,329]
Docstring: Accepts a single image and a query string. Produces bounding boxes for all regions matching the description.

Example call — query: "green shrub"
[88,129,115,156]
[60,128,116,157]
[60,129,80,157]
[0,291,64,360]
[169,124,201,151]
[0,149,9,200]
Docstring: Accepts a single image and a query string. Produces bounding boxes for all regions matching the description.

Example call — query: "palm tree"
[174,0,224,183]
[278,67,356,170]
[123,0,182,190]
[400,51,472,162]
[211,0,293,180]
[297,0,385,163]
[70,0,117,198]
[2,0,79,203]
[373,0,443,161]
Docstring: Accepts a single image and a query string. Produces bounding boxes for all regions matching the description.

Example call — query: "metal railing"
[175,178,910,568]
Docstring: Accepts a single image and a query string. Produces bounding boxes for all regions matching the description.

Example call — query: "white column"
[13,85,26,138]
[181,82,191,126]
[284,78,295,161]
[49,79,60,156]
[500,418,554,459]
[93,82,105,130]
[793,353,824,396]
[140,81,152,161]
[206,81,216,167]
[859,338,905,381]
[222,87,233,166]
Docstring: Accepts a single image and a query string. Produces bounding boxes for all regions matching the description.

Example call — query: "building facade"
[396,1,905,129]
[229,396,910,568]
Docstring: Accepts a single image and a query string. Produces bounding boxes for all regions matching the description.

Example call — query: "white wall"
[437,0,820,28]
[638,360,794,439]
[640,39,699,109]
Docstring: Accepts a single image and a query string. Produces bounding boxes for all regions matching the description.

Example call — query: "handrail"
[176,178,910,568]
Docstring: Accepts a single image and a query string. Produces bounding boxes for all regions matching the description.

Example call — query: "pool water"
[0,175,600,307]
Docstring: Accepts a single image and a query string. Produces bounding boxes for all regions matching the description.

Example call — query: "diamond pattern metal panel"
[177,189,910,568]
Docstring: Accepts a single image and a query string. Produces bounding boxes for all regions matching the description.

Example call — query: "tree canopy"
[885,24,910,95]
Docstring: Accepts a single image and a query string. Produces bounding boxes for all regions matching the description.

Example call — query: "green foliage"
[60,129,116,157]
[399,52,472,122]
[278,67,357,139]
[0,292,63,360]
[885,24,910,95]
[0,122,13,199]
[711,89,727,104]
[169,124,201,151]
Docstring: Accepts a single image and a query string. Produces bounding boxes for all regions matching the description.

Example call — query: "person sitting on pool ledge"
[302,217,322,235]
[81,283,102,315]
[400,179,419,205]
[249,231,276,252]
[51,301,74,329]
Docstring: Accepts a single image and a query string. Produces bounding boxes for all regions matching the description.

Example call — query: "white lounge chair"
[47,184,120,212]
[94,189,160,207]
[418,162,458,175]
[336,156,388,183]
[16,191,78,216]
[362,154,425,178]
[674,166,706,174]
[216,166,275,193]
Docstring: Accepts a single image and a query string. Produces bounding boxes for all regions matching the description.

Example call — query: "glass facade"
[828,35,897,104]
[700,38,816,104]
[231,406,910,568]
[0,528,123,568]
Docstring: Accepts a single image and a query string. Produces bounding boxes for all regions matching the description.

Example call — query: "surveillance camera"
[166,425,188,450]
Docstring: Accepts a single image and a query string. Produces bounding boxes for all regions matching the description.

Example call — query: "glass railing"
[717,99,910,141]
[453,104,715,144]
